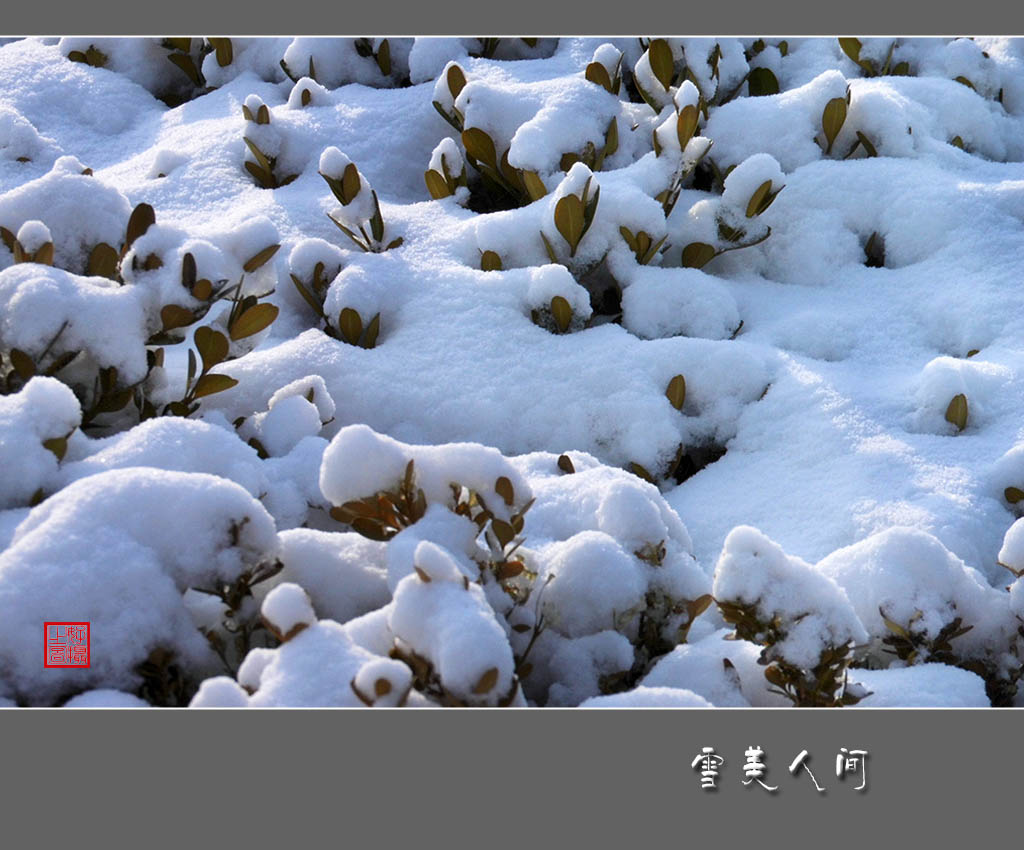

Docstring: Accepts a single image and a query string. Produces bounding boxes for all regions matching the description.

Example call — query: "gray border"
[0,0,1021,35]
[2,9,1022,842]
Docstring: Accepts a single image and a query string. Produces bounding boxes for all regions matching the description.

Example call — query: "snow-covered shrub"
[319,147,403,254]
[713,526,869,706]
[308,425,713,706]
[59,38,206,104]
[0,376,80,508]
[281,38,412,90]
[242,94,297,190]
[0,468,281,705]
[818,527,1020,704]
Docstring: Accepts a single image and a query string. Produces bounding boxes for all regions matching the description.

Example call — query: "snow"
[3,36,1024,707]
[260,582,317,641]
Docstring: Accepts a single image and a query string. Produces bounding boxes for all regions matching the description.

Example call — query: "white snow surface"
[2,36,1024,707]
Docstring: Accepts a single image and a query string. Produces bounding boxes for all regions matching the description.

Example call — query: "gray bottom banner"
[3,708,1013,844]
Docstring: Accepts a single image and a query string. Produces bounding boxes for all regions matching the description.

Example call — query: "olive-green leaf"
[539,230,559,264]
[838,37,863,65]
[43,436,68,461]
[375,39,391,76]
[554,194,585,256]
[648,39,674,91]
[243,243,281,273]
[447,64,466,99]
[229,303,279,340]
[495,476,515,507]
[210,37,233,67]
[339,307,363,345]
[472,667,499,695]
[822,97,847,154]
[340,163,361,205]
[666,374,686,410]
[160,304,194,331]
[1005,487,1024,504]
[480,250,502,272]
[193,373,239,398]
[945,393,968,431]
[88,242,119,279]
[585,61,612,92]
[462,128,498,170]
[681,242,717,269]
[522,170,547,201]
[676,104,699,150]
[9,348,35,379]
[745,180,774,218]
[856,130,878,158]
[424,169,451,199]
[291,274,323,318]
[550,295,573,333]
[362,313,380,349]
[167,52,202,86]
[629,462,655,484]
[746,67,780,97]
[194,325,229,372]
[125,203,156,251]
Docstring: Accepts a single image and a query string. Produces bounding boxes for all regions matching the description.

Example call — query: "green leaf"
[229,303,279,340]
[480,250,503,272]
[243,243,280,273]
[167,52,202,86]
[9,348,35,380]
[666,374,686,410]
[585,61,613,92]
[539,231,558,263]
[822,97,847,154]
[554,194,585,256]
[375,39,391,76]
[855,131,878,158]
[447,64,466,99]
[209,37,233,67]
[362,313,380,349]
[676,104,699,150]
[43,436,68,461]
[472,667,499,695]
[745,180,774,218]
[125,203,156,252]
[339,307,363,345]
[462,128,498,171]
[945,393,968,431]
[193,373,239,398]
[681,242,717,269]
[491,520,515,550]
[522,170,547,201]
[88,242,119,279]
[243,137,272,173]
[550,295,573,333]
[629,462,655,484]
[838,37,863,66]
[291,274,325,318]
[1004,487,1024,504]
[495,476,515,506]
[424,169,451,199]
[160,304,194,331]
[341,163,361,205]
[194,325,229,372]
[648,39,674,91]
[746,67,780,96]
